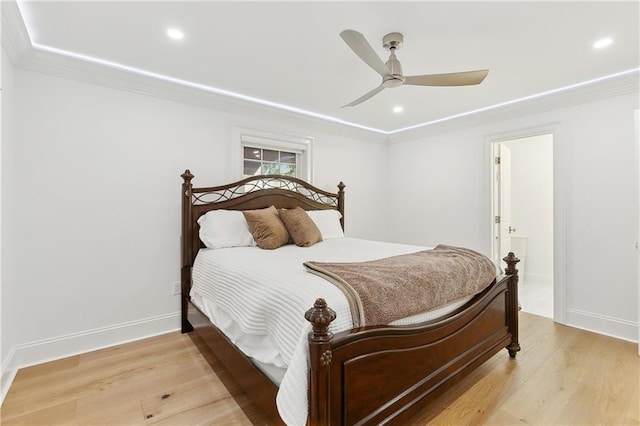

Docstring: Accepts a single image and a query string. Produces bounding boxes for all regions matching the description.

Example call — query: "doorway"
[492,134,554,318]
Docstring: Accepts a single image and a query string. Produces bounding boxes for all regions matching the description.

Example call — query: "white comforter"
[190,238,475,425]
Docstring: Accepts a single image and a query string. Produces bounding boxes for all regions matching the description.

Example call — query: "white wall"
[2,44,638,402]
[503,134,554,286]
[387,92,640,341]
[385,131,488,251]
[2,64,388,382]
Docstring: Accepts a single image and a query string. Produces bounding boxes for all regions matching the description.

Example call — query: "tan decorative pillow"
[279,207,323,247]
[242,206,290,249]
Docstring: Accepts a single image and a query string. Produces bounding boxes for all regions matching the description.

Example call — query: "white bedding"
[190,238,479,425]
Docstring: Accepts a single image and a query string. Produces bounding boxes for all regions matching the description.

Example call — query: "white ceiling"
[13,1,640,134]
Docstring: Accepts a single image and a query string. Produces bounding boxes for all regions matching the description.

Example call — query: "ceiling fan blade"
[404,69,489,86]
[340,30,391,77]
[342,85,385,108]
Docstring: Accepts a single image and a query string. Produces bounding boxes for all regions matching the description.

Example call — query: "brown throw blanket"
[303,244,497,327]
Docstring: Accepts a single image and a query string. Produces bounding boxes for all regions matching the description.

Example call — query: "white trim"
[389,69,640,135]
[0,312,180,404]
[565,308,639,343]
[484,123,567,324]
[0,1,31,65]
[4,1,638,139]
[552,124,569,325]
[635,108,640,354]
[0,346,17,404]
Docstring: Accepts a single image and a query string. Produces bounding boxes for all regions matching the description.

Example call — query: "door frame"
[634,109,639,355]
[484,122,567,324]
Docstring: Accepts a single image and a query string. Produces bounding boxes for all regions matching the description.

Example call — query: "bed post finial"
[503,252,520,276]
[181,169,194,184]
[503,252,521,357]
[305,298,336,424]
[305,298,336,343]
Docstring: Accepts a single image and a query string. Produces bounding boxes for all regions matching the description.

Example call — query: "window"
[234,127,313,181]
[243,147,296,176]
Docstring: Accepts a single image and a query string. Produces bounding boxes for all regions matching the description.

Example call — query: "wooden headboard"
[179,169,345,331]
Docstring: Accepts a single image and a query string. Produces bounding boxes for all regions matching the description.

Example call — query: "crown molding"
[15,46,389,143]
[1,2,387,143]
[388,71,639,143]
[2,2,637,144]
[1,0,31,65]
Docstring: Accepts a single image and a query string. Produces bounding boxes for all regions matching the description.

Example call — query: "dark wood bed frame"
[180,170,520,425]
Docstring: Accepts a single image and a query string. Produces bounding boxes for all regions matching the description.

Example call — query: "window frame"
[233,127,313,181]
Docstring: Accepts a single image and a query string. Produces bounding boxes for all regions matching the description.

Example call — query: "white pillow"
[306,209,344,239]
[197,210,256,249]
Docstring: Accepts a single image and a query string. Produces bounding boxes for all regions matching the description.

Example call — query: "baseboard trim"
[0,311,181,403]
[1,346,18,404]
[564,308,638,343]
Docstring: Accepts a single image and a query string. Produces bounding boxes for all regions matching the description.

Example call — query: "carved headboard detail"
[179,170,345,331]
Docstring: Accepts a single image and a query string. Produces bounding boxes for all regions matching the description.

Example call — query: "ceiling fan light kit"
[340,29,489,107]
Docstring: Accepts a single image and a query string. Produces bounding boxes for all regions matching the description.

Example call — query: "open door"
[500,144,513,261]
[492,143,513,265]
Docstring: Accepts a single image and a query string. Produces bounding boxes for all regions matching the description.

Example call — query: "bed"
[180,170,521,425]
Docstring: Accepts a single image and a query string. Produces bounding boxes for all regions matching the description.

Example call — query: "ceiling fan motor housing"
[382,32,404,82]
[382,32,404,50]
[384,54,404,80]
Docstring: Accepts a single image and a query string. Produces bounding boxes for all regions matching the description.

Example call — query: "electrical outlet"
[172,282,181,296]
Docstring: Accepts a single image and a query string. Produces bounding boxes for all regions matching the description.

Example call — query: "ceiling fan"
[340,29,489,107]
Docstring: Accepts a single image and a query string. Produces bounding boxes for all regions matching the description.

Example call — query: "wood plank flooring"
[1,312,638,425]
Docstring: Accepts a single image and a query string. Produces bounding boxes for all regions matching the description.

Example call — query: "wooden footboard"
[306,254,520,425]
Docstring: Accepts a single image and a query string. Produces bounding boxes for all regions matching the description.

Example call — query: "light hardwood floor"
[2,312,638,425]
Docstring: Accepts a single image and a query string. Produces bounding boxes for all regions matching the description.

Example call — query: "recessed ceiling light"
[393,106,403,113]
[166,28,184,40]
[593,37,612,49]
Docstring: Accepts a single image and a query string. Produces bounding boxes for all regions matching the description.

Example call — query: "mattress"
[190,238,483,425]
